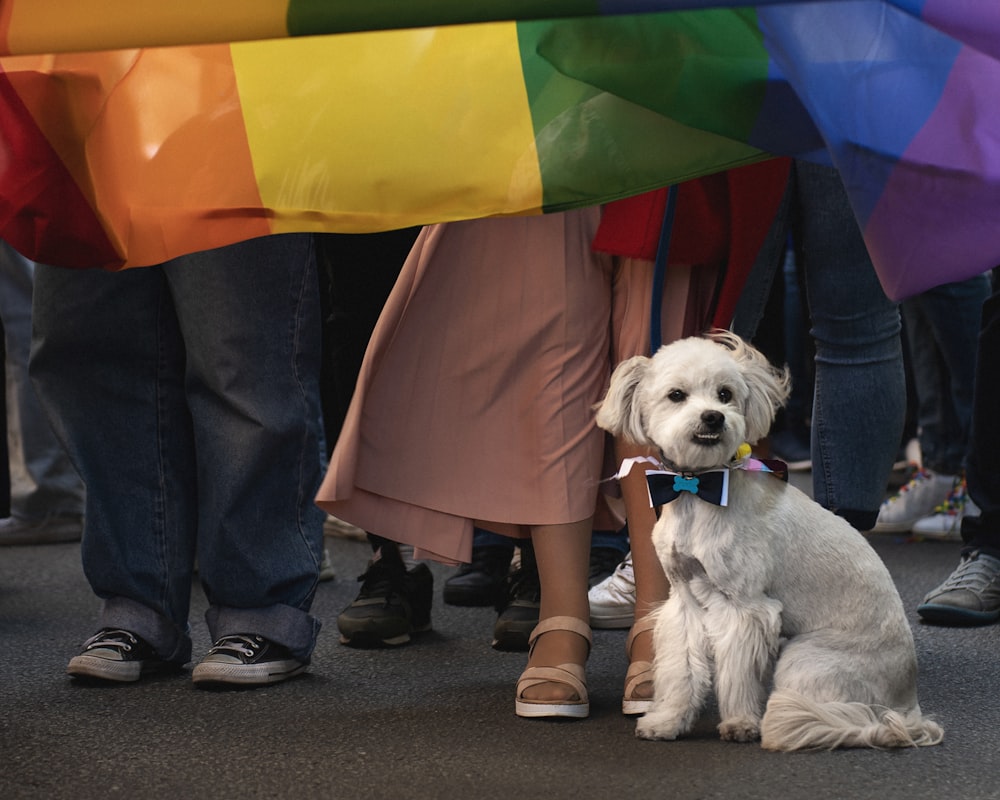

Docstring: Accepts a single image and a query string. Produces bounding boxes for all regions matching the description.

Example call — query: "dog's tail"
[760,689,944,751]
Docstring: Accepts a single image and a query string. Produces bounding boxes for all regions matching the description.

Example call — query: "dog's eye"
[718,387,733,403]
[667,389,687,403]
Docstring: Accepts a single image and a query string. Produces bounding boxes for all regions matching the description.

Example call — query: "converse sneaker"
[917,550,1000,625]
[588,553,636,629]
[67,628,180,682]
[192,634,305,686]
[337,560,433,646]
[912,476,980,541]
[872,468,956,533]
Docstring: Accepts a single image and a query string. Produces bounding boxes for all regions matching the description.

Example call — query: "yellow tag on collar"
[735,443,752,460]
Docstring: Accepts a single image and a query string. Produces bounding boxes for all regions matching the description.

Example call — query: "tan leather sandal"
[622,615,656,715]
[515,615,592,719]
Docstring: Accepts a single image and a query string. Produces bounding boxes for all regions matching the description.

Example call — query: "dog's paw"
[718,716,761,743]
[636,712,683,742]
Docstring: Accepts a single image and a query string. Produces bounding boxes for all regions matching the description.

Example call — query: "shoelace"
[937,552,1000,593]
[207,634,262,658]
[885,468,932,504]
[931,477,969,517]
[82,629,138,654]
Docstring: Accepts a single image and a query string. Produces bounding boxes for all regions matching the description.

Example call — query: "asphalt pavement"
[3,486,1000,800]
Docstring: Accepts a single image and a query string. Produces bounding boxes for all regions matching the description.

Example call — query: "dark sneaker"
[67,628,179,682]
[443,545,513,607]
[917,550,1000,626]
[589,546,626,588]
[192,634,305,686]
[492,551,540,651]
[337,560,433,646]
[0,514,82,546]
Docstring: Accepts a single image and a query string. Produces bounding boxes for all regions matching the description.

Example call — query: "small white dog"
[596,331,942,751]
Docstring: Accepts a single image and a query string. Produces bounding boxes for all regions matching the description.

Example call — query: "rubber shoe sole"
[67,653,181,682]
[916,603,1000,626]
[192,659,306,686]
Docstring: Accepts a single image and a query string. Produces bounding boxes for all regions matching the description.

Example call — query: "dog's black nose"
[701,410,725,431]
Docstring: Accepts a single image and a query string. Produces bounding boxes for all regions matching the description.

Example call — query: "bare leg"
[618,439,670,702]
[519,518,592,702]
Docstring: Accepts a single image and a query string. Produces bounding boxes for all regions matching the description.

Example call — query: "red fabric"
[0,69,119,268]
[592,158,792,328]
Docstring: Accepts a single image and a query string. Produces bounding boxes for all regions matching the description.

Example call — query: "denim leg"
[166,234,325,663]
[0,242,84,520]
[795,162,905,529]
[31,264,197,663]
[906,275,992,475]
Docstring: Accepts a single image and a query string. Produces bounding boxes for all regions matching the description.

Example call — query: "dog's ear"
[709,331,791,444]
[596,355,651,444]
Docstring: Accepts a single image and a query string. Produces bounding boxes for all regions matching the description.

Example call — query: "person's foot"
[588,552,635,629]
[917,550,1000,625]
[318,547,336,582]
[493,551,540,651]
[192,634,306,686]
[872,469,955,533]
[337,559,433,646]
[622,616,655,714]
[515,616,591,718]
[67,628,182,682]
[912,476,979,541]
[443,545,513,607]
[769,425,811,472]
[588,546,626,588]
[0,514,82,546]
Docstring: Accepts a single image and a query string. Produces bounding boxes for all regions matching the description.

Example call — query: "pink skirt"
[316,209,718,563]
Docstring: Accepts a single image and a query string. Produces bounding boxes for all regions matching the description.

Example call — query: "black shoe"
[769,426,811,471]
[337,560,433,647]
[492,548,540,651]
[192,634,306,686]
[443,545,513,607]
[67,628,180,683]
[588,547,625,588]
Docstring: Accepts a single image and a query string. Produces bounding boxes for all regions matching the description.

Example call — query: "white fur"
[596,331,942,751]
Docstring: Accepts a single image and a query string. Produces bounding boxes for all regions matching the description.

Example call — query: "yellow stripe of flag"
[231,23,544,233]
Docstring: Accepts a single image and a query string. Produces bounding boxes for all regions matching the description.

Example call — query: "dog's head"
[596,331,790,471]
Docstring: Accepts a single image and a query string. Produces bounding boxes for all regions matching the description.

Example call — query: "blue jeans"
[30,235,325,664]
[733,162,904,530]
[901,275,992,476]
[0,241,84,520]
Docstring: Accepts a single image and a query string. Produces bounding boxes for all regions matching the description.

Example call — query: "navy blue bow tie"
[646,469,729,507]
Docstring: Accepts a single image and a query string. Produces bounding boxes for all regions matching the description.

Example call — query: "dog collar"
[646,468,729,507]
[614,445,788,509]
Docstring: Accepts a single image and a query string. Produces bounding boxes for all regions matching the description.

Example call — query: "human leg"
[515,519,592,718]
[0,241,83,542]
[164,234,325,669]
[917,279,1000,625]
[31,263,197,667]
[795,162,905,530]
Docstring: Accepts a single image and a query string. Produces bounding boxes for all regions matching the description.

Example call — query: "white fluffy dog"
[596,331,942,751]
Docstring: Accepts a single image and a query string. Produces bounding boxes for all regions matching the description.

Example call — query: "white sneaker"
[912,477,979,541]
[872,469,956,533]
[588,553,635,629]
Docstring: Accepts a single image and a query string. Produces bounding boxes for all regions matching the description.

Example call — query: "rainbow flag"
[1,2,999,299]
